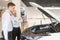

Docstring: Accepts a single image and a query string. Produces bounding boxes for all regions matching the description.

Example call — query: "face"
[12,10,16,17]
[13,13,16,17]
[9,6,15,13]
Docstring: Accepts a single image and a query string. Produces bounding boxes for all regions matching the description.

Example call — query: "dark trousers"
[8,32,12,40]
[2,31,4,40]
[2,31,12,40]
[12,27,21,40]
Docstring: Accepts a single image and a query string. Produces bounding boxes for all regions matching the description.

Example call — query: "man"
[2,2,15,40]
[11,10,21,40]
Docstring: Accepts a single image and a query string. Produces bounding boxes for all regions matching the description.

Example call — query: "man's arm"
[3,12,10,40]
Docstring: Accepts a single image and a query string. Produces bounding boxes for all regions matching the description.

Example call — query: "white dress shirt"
[2,10,13,39]
[11,16,22,28]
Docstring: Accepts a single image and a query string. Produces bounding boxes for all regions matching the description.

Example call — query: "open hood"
[21,2,60,40]
[29,2,60,22]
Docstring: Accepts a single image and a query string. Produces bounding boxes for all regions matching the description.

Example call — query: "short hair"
[7,2,15,8]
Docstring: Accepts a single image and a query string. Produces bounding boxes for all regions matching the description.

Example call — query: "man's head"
[7,2,15,12]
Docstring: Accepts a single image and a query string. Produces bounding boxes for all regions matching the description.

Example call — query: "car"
[21,2,60,40]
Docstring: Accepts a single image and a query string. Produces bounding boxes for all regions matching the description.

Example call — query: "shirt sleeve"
[3,12,10,39]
